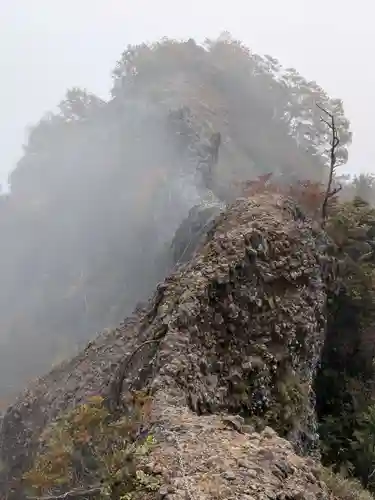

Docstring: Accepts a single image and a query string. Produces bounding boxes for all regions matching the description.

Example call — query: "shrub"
[315,197,375,490]
[23,393,161,499]
[321,468,375,500]
[352,405,375,490]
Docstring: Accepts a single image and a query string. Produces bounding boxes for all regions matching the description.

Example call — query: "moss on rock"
[0,193,329,497]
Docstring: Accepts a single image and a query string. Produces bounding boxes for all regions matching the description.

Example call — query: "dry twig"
[27,485,101,500]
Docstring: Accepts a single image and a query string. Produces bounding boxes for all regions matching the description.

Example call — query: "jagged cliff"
[0,34,352,402]
[0,192,337,499]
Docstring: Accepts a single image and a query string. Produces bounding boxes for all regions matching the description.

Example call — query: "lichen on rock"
[147,193,327,456]
[140,404,333,500]
[0,193,330,498]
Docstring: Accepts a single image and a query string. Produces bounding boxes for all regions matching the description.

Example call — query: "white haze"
[1,0,375,186]
[0,0,372,398]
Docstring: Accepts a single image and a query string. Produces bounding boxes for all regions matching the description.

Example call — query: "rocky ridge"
[140,402,333,500]
[0,193,334,498]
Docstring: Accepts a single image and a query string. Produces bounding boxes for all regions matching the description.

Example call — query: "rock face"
[170,201,224,265]
[141,404,332,500]
[0,193,328,498]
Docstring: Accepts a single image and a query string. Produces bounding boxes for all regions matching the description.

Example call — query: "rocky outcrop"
[170,201,224,265]
[140,404,334,500]
[0,193,328,498]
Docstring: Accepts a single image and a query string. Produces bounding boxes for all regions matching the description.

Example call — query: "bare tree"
[317,103,342,226]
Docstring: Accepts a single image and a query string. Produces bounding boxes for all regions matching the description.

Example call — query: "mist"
[0,91,203,399]
[0,29,357,402]
[2,0,375,187]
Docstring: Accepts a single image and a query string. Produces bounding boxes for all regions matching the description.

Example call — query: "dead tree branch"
[27,486,101,500]
[317,103,341,226]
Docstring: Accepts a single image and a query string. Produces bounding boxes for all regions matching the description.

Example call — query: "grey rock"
[0,194,331,499]
[223,470,236,481]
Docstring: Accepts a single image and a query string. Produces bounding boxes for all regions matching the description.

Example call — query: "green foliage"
[253,369,309,437]
[321,468,375,500]
[315,198,375,489]
[273,374,309,434]
[23,393,160,499]
[326,198,375,317]
[352,405,375,490]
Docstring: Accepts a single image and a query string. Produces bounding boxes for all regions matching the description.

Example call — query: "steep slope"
[0,35,351,400]
[314,197,375,486]
[0,193,330,498]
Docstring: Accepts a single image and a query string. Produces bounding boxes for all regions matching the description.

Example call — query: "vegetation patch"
[23,393,161,499]
[321,468,375,500]
[271,372,309,435]
[315,197,375,490]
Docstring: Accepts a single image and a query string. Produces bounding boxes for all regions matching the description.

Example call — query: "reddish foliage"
[287,180,326,216]
[234,173,338,220]
[234,172,274,197]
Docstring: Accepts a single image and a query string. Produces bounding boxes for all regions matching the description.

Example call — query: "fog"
[1,0,374,186]
[0,0,369,401]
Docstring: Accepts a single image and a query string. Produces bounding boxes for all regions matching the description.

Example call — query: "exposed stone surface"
[0,193,328,498]
[170,202,224,264]
[141,401,331,500]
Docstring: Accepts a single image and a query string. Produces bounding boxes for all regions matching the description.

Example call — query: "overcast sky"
[1,0,374,185]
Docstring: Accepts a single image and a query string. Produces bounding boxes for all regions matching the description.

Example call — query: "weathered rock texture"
[141,403,333,500]
[0,193,328,497]
[171,202,224,264]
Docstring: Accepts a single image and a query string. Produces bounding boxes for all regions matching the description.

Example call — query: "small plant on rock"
[23,393,160,499]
